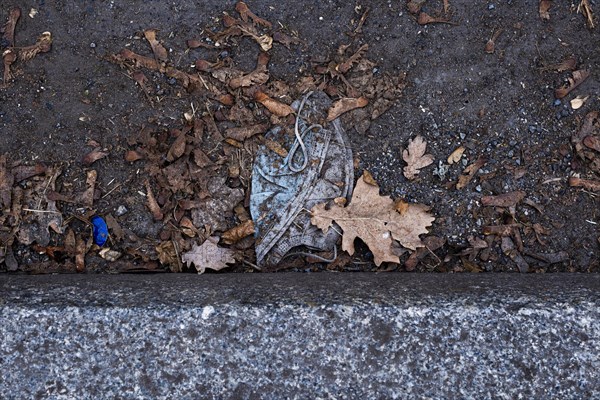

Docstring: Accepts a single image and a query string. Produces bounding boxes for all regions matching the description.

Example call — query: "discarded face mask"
[250,91,354,267]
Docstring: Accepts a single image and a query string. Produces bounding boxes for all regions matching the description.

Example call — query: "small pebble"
[475,185,482,192]
[508,150,514,157]
[509,140,517,146]
[167,78,177,85]
[528,125,536,133]
[90,42,96,48]
[553,99,562,107]
[459,132,466,140]
[116,205,128,216]
[488,4,495,10]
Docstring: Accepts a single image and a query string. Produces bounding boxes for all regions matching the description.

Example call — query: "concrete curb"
[1,274,599,399]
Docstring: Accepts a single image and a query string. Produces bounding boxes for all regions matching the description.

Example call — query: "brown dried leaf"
[447,146,465,164]
[145,180,164,220]
[75,235,86,272]
[539,0,552,20]
[456,157,487,189]
[166,133,187,162]
[481,191,526,207]
[79,170,97,207]
[2,7,21,47]
[583,135,600,152]
[18,31,52,62]
[124,150,143,162]
[310,173,435,266]
[569,177,600,192]
[182,236,236,274]
[229,52,270,88]
[12,163,47,182]
[156,241,180,272]
[402,135,434,180]
[143,29,168,62]
[82,150,108,166]
[327,97,368,122]
[407,0,426,14]
[235,1,272,28]
[2,49,17,85]
[417,12,454,25]
[555,70,590,99]
[221,220,255,245]
[484,29,502,54]
[338,44,369,74]
[265,139,289,157]
[577,0,595,29]
[0,154,14,209]
[225,123,270,141]
[254,91,294,116]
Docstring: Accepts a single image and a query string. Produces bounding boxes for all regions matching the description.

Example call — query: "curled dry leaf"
[79,169,97,207]
[577,0,595,29]
[2,49,17,85]
[124,150,143,162]
[484,29,503,54]
[99,248,122,262]
[82,150,108,166]
[143,29,168,62]
[235,1,272,28]
[254,91,294,116]
[0,154,14,208]
[481,191,526,207]
[456,157,487,189]
[182,236,237,274]
[2,7,21,47]
[12,163,47,182]
[145,180,164,220]
[417,12,454,25]
[569,177,600,192]
[570,95,589,110]
[229,52,270,89]
[583,135,600,152]
[310,173,435,266]
[326,97,369,122]
[402,135,434,180]
[225,122,270,141]
[221,220,255,245]
[166,133,187,162]
[539,0,552,20]
[555,70,590,99]
[18,31,52,61]
[265,139,289,157]
[447,146,465,164]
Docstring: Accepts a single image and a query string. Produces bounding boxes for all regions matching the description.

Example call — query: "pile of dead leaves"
[569,111,600,192]
[1,2,409,274]
[1,6,52,87]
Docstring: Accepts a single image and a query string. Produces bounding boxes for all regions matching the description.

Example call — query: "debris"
[326,97,369,121]
[166,132,187,162]
[539,0,552,20]
[251,91,354,266]
[235,1,272,29]
[145,180,164,221]
[79,170,97,207]
[191,177,244,232]
[82,150,109,166]
[501,236,529,272]
[28,8,37,19]
[447,146,465,164]
[254,91,295,116]
[311,173,435,266]
[555,70,590,99]
[417,12,455,25]
[225,122,270,141]
[402,135,434,180]
[456,157,487,189]
[0,154,14,209]
[18,31,52,61]
[182,236,236,274]
[2,7,20,47]
[584,135,600,152]
[75,235,86,272]
[539,56,577,72]
[221,220,255,245]
[143,29,168,62]
[522,249,569,264]
[484,29,503,54]
[481,191,526,207]
[124,150,143,162]
[229,52,270,88]
[99,248,122,262]
[568,177,600,192]
[570,95,589,110]
[577,0,595,29]
[91,216,109,246]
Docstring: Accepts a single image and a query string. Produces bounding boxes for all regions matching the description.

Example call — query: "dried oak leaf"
[402,135,434,180]
[326,97,369,122]
[229,52,270,88]
[182,236,236,274]
[310,173,435,266]
[82,150,108,166]
[18,31,52,62]
[555,70,590,99]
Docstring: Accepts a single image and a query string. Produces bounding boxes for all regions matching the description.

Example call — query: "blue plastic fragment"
[91,216,109,246]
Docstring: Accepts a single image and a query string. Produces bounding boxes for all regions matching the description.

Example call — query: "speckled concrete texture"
[1,274,599,399]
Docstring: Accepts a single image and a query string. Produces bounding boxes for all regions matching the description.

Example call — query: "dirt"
[1,0,599,274]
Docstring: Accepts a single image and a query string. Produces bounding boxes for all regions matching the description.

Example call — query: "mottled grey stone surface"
[1,274,599,399]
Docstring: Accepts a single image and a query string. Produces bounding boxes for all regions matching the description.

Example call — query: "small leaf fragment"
[402,135,434,180]
[447,146,465,164]
[326,97,369,121]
